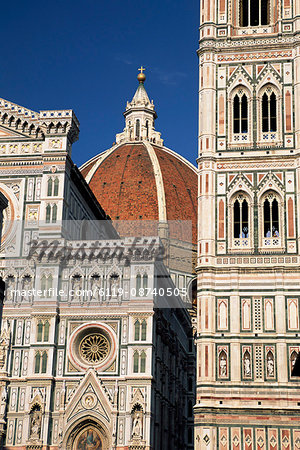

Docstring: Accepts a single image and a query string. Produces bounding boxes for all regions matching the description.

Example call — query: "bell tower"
[196,0,300,449]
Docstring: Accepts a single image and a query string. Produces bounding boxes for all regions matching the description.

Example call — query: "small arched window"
[37,321,43,342]
[143,274,148,290]
[136,274,141,293]
[133,351,139,373]
[233,195,249,239]
[47,178,53,196]
[52,204,57,223]
[136,119,140,139]
[240,0,270,27]
[34,352,41,374]
[141,320,147,341]
[53,178,59,196]
[134,320,140,341]
[46,205,51,223]
[263,193,279,238]
[140,351,146,373]
[47,275,53,294]
[262,90,277,132]
[41,352,48,373]
[291,350,298,373]
[233,92,248,134]
[41,275,47,293]
[146,120,149,138]
[44,321,50,342]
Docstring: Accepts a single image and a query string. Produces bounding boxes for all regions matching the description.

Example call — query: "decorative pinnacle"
[137,66,146,83]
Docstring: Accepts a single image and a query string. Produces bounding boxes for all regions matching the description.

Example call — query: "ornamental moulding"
[216,161,295,170]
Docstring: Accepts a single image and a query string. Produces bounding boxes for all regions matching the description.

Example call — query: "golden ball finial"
[138,66,146,83]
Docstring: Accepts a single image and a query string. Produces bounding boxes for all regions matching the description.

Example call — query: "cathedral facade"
[0,84,195,449]
[196,0,300,448]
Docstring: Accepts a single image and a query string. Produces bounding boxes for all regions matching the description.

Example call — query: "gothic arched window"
[41,352,48,373]
[37,322,43,342]
[53,178,59,196]
[141,320,147,341]
[136,274,141,293]
[136,119,140,139]
[290,350,299,374]
[263,194,279,238]
[46,205,51,223]
[142,274,148,290]
[233,196,249,239]
[233,93,248,134]
[44,321,50,342]
[52,204,57,223]
[134,320,140,341]
[262,91,277,132]
[140,351,146,373]
[240,0,270,27]
[47,178,53,196]
[34,352,41,374]
[133,351,139,373]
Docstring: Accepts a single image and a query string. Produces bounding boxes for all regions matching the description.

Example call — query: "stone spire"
[116,68,163,146]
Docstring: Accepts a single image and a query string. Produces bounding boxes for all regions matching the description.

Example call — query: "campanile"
[196,0,300,448]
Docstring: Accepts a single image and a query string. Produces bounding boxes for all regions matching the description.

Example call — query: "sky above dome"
[1,0,199,167]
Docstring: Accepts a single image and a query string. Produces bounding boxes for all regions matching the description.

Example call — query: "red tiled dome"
[80,142,197,244]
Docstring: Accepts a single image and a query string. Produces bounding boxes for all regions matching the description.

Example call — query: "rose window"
[79,333,110,364]
[69,323,116,371]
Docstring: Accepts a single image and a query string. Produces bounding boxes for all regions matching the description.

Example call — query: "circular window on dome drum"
[69,323,116,371]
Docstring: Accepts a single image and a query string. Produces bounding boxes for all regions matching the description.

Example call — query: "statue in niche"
[29,405,42,440]
[90,274,102,302]
[22,275,33,300]
[243,351,251,378]
[109,274,120,298]
[5,275,16,301]
[219,350,227,377]
[71,275,82,300]
[0,321,10,370]
[0,386,7,415]
[131,405,143,440]
[267,351,275,377]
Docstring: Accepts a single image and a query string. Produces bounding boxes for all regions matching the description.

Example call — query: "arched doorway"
[65,418,110,450]
[73,426,102,449]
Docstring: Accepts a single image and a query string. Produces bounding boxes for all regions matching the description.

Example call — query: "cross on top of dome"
[137,66,146,84]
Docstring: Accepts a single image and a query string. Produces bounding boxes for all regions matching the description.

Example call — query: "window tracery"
[34,351,48,374]
[41,274,53,298]
[240,0,270,27]
[229,87,252,146]
[47,177,59,197]
[259,191,283,250]
[257,85,281,145]
[79,333,110,364]
[133,350,147,373]
[229,192,253,251]
[136,273,148,296]
[233,92,248,134]
[37,320,50,342]
[46,204,58,223]
[134,319,147,341]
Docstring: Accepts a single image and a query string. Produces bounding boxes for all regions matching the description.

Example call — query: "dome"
[80,142,197,243]
[80,70,197,244]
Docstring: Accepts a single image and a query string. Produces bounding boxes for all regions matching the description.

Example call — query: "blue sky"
[1,0,199,167]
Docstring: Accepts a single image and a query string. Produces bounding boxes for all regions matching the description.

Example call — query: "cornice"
[198,34,300,55]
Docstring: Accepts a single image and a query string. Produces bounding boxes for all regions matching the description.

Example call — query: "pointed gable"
[65,369,113,426]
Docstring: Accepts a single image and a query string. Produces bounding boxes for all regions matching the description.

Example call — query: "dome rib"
[144,141,167,222]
